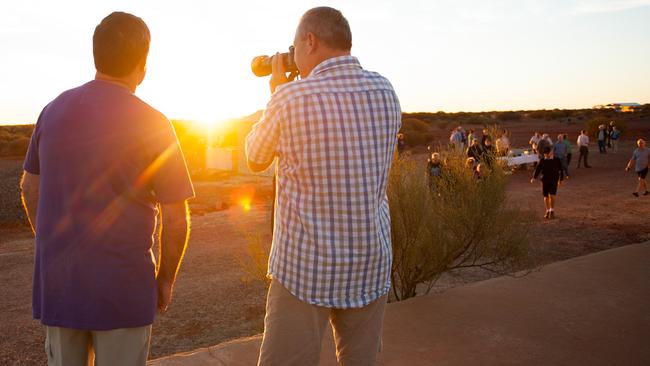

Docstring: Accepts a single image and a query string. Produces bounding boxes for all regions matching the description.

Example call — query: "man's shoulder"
[271,69,397,108]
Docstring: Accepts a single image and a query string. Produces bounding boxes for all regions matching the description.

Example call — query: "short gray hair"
[298,7,352,51]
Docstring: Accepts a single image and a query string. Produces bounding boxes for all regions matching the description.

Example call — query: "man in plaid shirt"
[247,7,401,366]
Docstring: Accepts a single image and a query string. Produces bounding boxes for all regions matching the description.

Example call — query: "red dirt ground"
[1,117,648,365]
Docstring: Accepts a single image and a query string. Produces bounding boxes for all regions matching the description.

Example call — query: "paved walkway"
[149,242,650,366]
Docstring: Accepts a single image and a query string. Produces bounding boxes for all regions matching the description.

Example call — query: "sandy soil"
[1,117,648,365]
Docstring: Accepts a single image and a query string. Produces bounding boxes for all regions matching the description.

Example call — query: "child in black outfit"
[531,146,565,219]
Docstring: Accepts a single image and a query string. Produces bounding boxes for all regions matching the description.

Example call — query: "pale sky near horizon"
[1,0,649,125]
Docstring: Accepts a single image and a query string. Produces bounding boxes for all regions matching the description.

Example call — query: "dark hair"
[543,146,552,154]
[299,7,352,51]
[93,12,150,77]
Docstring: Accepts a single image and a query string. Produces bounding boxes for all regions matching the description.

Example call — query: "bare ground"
[1,118,649,365]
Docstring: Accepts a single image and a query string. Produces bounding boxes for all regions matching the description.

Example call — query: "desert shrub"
[585,117,627,137]
[401,117,431,133]
[0,125,35,157]
[0,136,30,156]
[496,111,522,121]
[463,113,492,125]
[388,152,530,301]
[400,117,434,147]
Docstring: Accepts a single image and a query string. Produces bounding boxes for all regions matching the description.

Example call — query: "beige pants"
[258,279,387,366]
[45,325,151,366]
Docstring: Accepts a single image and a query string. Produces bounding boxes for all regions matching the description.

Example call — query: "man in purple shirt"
[20,12,194,366]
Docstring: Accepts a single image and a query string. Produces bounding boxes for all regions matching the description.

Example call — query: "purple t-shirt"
[23,80,195,330]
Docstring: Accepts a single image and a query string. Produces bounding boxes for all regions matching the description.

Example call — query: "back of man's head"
[93,12,150,77]
[299,7,352,51]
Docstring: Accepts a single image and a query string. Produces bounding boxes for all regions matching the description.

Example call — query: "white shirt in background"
[577,134,589,147]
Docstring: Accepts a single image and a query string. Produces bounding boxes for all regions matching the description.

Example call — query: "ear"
[136,58,147,86]
[306,32,317,54]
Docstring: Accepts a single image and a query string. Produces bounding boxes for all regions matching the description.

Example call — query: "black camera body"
[251,46,298,77]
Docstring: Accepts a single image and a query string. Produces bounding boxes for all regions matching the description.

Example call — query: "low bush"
[388,152,531,300]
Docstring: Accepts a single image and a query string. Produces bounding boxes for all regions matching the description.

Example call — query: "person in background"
[20,12,194,366]
[449,126,465,152]
[459,126,467,148]
[475,163,486,181]
[536,134,551,162]
[481,136,496,167]
[246,7,401,365]
[563,133,573,168]
[529,131,541,151]
[467,138,483,163]
[397,133,406,156]
[554,134,569,179]
[480,127,490,148]
[427,152,443,190]
[606,121,615,148]
[467,128,476,146]
[531,146,565,219]
[576,130,591,168]
[597,124,607,154]
[449,127,462,151]
[625,139,649,197]
[610,126,621,153]
[496,130,510,156]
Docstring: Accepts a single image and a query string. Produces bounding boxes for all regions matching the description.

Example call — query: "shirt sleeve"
[146,118,195,204]
[245,100,282,167]
[23,108,46,174]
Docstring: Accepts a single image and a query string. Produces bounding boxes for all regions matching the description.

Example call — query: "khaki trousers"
[258,279,387,366]
[45,325,151,366]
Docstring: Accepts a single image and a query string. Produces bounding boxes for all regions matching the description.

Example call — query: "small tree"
[388,153,530,301]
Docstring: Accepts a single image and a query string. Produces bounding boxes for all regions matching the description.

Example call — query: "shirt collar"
[308,55,361,78]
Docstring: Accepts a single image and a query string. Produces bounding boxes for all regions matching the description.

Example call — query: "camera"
[251,46,298,77]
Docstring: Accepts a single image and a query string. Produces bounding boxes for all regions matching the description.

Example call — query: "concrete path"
[149,242,650,366]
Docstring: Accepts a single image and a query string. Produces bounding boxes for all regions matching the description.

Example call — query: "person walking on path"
[531,146,565,219]
[625,139,650,197]
[577,130,591,168]
[597,124,607,154]
[554,134,570,179]
[246,7,401,365]
[610,126,621,153]
[19,12,194,366]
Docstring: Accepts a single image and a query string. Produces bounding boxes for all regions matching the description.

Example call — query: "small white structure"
[204,111,275,176]
[206,147,235,171]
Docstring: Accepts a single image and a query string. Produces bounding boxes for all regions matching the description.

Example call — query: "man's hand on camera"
[269,53,298,94]
[270,53,288,94]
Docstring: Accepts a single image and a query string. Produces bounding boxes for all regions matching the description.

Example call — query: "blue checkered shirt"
[246,56,401,308]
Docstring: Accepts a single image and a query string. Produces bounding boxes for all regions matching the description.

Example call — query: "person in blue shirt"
[20,12,194,366]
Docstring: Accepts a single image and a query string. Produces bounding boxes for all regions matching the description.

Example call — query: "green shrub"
[496,111,522,121]
[0,136,30,156]
[388,153,530,300]
[401,117,431,133]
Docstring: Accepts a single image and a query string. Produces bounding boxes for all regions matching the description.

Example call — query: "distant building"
[205,111,275,176]
[594,103,642,113]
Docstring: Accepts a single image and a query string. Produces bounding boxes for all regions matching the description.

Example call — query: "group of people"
[449,126,511,158]
[528,124,648,219]
[597,122,622,154]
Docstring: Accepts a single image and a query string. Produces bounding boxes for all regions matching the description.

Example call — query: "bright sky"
[1,0,649,125]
